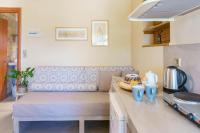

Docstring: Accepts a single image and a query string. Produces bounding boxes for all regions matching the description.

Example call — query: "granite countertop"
[111,77,200,133]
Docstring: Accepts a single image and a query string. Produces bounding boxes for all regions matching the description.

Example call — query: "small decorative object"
[92,20,109,46]
[156,32,162,44]
[8,67,35,93]
[55,27,87,41]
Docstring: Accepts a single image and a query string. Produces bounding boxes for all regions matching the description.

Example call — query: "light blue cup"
[132,85,145,102]
[146,85,157,102]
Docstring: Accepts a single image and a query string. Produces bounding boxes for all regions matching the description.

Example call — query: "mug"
[132,85,144,102]
[146,85,157,102]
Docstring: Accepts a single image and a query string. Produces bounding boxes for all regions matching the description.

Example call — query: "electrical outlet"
[175,58,182,67]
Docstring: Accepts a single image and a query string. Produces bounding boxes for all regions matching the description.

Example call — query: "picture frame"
[55,27,88,41]
[92,20,109,46]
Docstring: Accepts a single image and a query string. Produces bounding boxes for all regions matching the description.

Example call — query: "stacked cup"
[145,71,158,102]
[132,71,158,102]
[132,84,145,102]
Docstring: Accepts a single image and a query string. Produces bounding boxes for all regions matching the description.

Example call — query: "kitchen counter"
[111,77,200,133]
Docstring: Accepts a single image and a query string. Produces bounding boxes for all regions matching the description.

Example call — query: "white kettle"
[145,71,158,87]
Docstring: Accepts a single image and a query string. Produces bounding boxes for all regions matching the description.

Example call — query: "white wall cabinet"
[110,93,127,133]
[170,9,200,45]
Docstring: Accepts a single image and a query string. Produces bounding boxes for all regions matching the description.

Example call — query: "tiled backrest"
[84,67,99,84]
[29,66,135,92]
[98,66,134,72]
[30,66,134,84]
[30,66,85,83]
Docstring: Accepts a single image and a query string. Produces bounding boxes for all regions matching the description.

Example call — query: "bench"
[13,66,136,133]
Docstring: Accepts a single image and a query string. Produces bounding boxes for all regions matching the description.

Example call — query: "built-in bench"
[13,66,136,133]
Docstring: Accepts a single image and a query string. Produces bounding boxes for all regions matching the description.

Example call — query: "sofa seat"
[13,92,109,118]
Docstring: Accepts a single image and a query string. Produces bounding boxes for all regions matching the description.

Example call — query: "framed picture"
[92,20,109,46]
[56,27,87,41]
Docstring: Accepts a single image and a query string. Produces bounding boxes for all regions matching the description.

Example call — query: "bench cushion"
[13,92,109,118]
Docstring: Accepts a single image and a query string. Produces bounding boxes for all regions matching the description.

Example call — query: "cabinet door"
[110,104,127,133]
[110,94,127,133]
[110,103,118,133]
[170,9,200,45]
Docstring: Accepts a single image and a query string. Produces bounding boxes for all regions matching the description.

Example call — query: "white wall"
[20,0,132,68]
[0,0,23,7]
[131,0,164,88]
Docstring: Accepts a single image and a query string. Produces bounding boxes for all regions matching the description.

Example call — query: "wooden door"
[0,18,8,101]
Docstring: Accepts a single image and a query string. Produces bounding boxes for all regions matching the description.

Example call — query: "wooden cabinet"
[170,9,200,45]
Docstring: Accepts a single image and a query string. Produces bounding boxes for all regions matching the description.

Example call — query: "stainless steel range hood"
[129,0,200,21]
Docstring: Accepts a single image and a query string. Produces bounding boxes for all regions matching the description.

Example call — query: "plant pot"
[18,86,27,93]
[12,85,17,98]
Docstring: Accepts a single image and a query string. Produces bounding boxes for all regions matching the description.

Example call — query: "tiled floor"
[0,97,109,133]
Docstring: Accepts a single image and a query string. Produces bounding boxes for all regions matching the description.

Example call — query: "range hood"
[129,0,200,21]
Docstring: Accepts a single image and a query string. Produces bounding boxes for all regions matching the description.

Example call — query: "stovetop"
[163,91,200,127]
[174,92,200,103]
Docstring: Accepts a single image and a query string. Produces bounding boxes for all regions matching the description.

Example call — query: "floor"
[0,97,109,133]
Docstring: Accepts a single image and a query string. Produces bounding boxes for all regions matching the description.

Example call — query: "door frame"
[0,7,21,70]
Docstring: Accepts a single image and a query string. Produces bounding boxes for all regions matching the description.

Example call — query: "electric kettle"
[163,66,187,93]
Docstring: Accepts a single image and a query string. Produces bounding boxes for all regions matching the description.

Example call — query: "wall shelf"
[143,22,169,34]
[143,21,170,47]
[142,43,169,47]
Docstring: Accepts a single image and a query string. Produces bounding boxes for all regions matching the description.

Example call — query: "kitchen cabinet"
[142,8,200,47]
[170,9,200,45]
[110,77,200,133]
[143,21,170,47]
[110,92,138,133]
[110,93,128,133]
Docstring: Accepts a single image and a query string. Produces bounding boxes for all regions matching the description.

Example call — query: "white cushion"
[13,92,109,117]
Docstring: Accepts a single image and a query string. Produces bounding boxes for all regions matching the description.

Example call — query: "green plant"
[8,67,35,88]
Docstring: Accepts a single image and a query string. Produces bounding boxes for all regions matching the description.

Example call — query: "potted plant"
[8,67,35,93]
